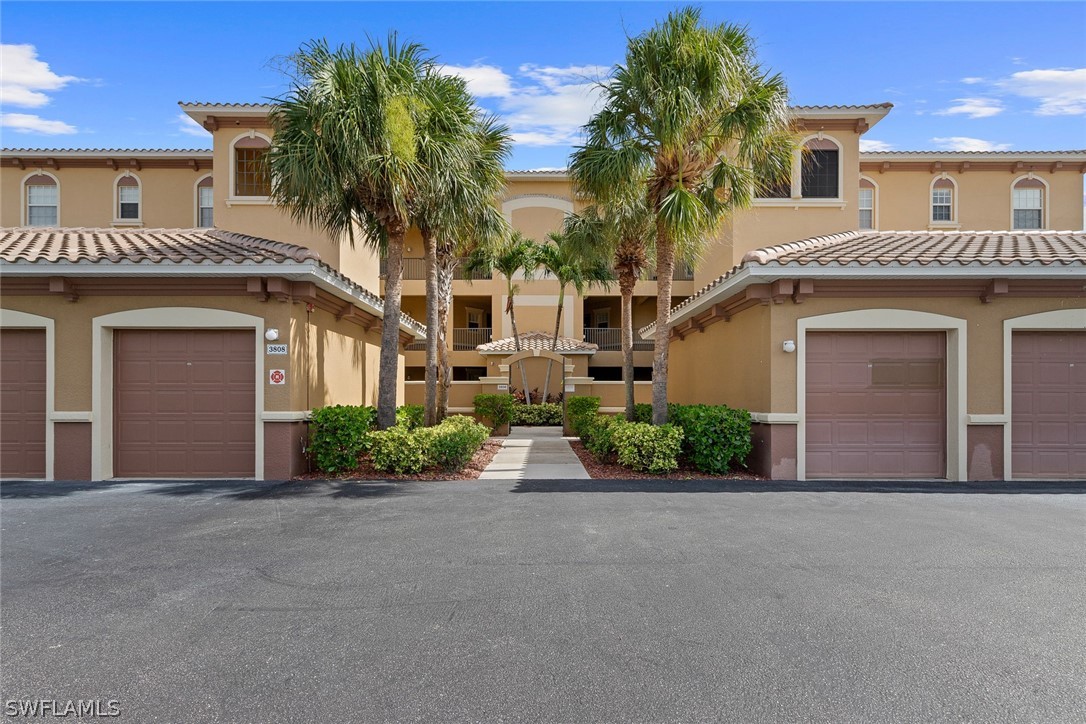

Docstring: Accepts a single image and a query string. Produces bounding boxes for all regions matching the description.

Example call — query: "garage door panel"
[806,331,946,479]
[1,330,47,479]
[1012,331,1085,480]
[114,330,255,478]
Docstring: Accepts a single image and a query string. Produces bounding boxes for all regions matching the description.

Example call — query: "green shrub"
[368,425,428,474]
[581,414,619,461]
[473,394,514,430]
[418,415,490,470]
[510,402,563,426]
[566,396,600,436]
[396,404,425,430]
[308,405,377,473]
[667,403,753,474]
[633,403,653,423]
[611,422,684,475]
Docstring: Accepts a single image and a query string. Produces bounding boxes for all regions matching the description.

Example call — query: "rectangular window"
[1013,188,1043,230]
[235,148,270,196]
[198,186,214,227]
[932,188,952,222]
[26,185,58,226]
[452,366,488,382]
[118,185,140,219]
[801,149,839,198]
[858,187,874,230]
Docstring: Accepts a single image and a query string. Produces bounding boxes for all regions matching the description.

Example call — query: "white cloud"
[176,112,208,137]
[999,68,1086,116]
[0,112,77,135]
[440,64,513,98]
[934,97,1004,118]
[0,43,81,108]
[931,136,1011,152]
[859,139,894,152]
[960,77,985,85]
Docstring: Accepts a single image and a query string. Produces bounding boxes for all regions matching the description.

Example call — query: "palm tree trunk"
[507,292,531,405]
[619,271,636,421]
[422,230,439,427]
[542,289,563,404]
[651,220,674,425]
[436,256,455,422]
[378,227,406,429]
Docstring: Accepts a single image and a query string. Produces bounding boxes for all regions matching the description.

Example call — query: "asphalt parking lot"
[2,477,1084,723]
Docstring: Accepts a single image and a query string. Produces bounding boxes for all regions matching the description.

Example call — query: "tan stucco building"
[2,101,1083,481]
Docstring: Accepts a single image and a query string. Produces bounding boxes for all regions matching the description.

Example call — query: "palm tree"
[537,225,613,403]
[561,201,653,420]
[571,7,795,424]
[465,231,539,404]
[411,75,511,426]
[269,37,464,429]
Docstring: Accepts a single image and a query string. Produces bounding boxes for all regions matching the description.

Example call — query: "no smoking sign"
[268,369,286,385]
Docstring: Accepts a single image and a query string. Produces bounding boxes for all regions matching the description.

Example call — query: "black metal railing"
[584,328,654,351]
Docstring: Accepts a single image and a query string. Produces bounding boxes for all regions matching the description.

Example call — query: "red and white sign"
[269,369,286,385]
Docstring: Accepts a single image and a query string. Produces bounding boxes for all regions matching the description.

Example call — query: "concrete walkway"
[478,426,590,480]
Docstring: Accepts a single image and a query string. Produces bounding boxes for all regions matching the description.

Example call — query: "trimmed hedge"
[611,422,684,475]
[474,394,514,430]
[633,403,652,423]
[396,404,425,430]
[368,425,428,474]
[370,415,491,474]
[308,405,377,473]
[668,403,752,474]
[566,396,601,436]
[581,414,619,461]
[510,402,563,426]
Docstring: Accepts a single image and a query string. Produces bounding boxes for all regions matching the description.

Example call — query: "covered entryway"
[1011,331,1085,479]
[1,329,47,478]
[806,331,946,479]
[113,329,255,477]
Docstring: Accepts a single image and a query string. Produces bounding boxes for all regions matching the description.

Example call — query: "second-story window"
[1012,178,1045,230]
[931,178,955,223]
[858,179,875,230]
[801,138,840,199]
[196,176,214,227]
[25,174,58,226]
[234,136,271,197]
[116,175,141,221]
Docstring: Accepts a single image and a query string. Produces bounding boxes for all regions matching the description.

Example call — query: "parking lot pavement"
[2,477,1084,723]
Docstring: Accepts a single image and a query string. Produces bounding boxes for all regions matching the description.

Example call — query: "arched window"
[24,173,58,226]
[232,134,271,197]
[858,177,877,230]
[930,176,956,224]
[1011,177,1046,230]
[115,174,141,222]
[195,175,214,227]
[801,137,841,199]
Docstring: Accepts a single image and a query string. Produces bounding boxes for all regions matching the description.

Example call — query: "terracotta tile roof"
[0,228,320,265]
[861,150,1086,157]
[0,228,426,336]
[741,230,1086,267]
[1,148,212,155]
[791,103,894,111]
[177,102,275,109]
[646,230,1086,336]
[477,331,598,354]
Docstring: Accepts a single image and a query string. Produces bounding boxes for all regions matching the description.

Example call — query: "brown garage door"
[807,331,946,479]
[1,329,47,478]
[1012,331,1085,479]
[114,330,255,478]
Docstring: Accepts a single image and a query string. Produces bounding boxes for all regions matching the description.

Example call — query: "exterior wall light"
[265,328,280,342]
[782,340,796,353]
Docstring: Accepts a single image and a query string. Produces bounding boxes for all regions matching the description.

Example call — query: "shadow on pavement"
[1,479,410,501]
[510,479,1086,494]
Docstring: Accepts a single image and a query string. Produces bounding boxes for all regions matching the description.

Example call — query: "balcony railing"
[584,328,654,351]
[380,258,492,280]
[405,328,493,352]
[645,262,695,282]
[454,327,491,350]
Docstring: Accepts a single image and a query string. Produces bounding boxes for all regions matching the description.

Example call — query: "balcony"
[644,262,695,282]
[380,258,492,280]
[584,328,654,351]
[405,328,493,352]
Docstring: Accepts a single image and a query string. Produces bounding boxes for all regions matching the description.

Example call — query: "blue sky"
[2,2,1084,169]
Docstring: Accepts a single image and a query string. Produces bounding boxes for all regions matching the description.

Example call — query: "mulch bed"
[292,438,504,482]
[569,440,766,481]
